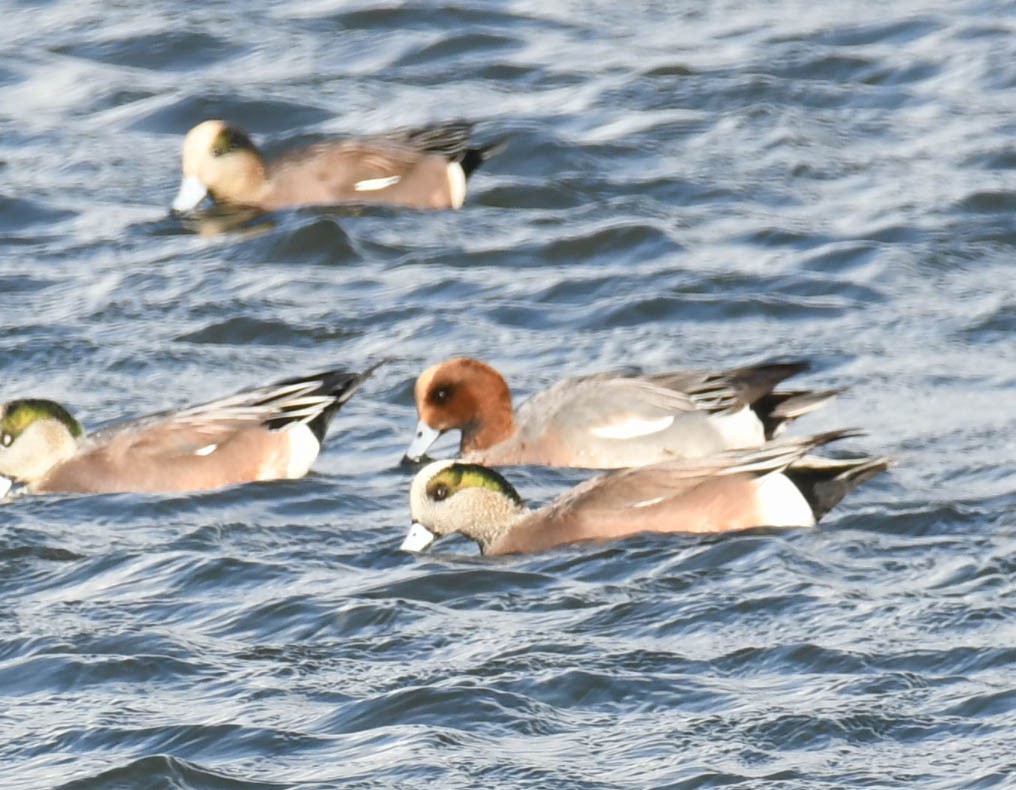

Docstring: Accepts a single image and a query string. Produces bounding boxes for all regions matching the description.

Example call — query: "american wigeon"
[403,431,890,556]
[171,120,497,213]
[0,364,379,497]
[404,357,839,468]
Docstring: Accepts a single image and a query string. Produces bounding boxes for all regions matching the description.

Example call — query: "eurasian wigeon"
[404,357,839,468]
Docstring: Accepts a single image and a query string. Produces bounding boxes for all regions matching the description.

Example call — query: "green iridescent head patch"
[426,463,524,507]
[212,125,257,157]
[0,399,84,442]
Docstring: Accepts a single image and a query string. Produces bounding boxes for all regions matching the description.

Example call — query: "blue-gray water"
[1,1,1014,787]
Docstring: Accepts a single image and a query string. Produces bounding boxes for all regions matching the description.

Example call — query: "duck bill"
[171,175,210,213]
[402,420,443,463]
[401,522,436,552]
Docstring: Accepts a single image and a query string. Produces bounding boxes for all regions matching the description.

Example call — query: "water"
[1,0,1014,787]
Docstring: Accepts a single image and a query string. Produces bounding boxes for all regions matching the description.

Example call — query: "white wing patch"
[632,496,665,509]
[354,175,402,192]
[194,444,218,457]
[589,415,675,439]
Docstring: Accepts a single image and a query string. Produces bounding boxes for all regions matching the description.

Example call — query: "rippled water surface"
[2,1,1015,787]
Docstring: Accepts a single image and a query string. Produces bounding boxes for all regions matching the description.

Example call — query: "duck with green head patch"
[404,461,527,554]
[171,119,501,214]
[0,400,85,491]
[0,364,380,498]
[404,432,890,556]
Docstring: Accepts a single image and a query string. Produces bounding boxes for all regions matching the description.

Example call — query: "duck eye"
[432,484,449,501]
[432,386,451,405]
[1,432,11,447]
[211,146,225,157]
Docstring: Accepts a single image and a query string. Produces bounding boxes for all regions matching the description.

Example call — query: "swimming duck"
[0,365,379,497]
[403,430,889,555]
[171,120,497,213]
[404,357,838,468]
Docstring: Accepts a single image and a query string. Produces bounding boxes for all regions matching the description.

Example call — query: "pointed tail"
[784,454,892,520]
[264,360,384,442]
[754,387,844,439]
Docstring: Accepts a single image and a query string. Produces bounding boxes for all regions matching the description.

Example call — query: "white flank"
[172,175,209,212]
[0,476,11,499]
[753,472,816,528]
[194,444,218,457]
[401,522,436,552]
[709,405,766,447]
[446,161,467,208]
[284,424,322,479]
[589,415,675,440]
[353,175,401,192]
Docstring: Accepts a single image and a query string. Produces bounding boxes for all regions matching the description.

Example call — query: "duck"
[402,430,890,556]
[171,120,498,213]
[404,356,839,468]
[0,364,380,497]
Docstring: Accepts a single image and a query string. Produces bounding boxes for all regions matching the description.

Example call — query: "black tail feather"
[459,138,508,177]
[265,361,384,442]
[785,455,891,521]
[722,361,811,404]
[755,387,844,439]
[400,121,506,178]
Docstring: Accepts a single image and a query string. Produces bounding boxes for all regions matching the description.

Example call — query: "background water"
[1,0,1014,787]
